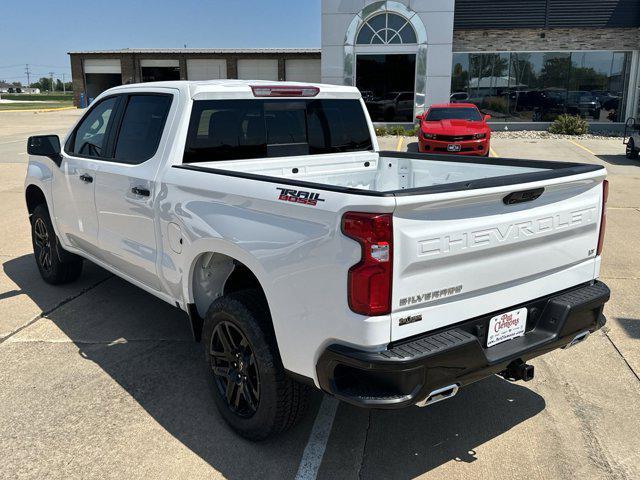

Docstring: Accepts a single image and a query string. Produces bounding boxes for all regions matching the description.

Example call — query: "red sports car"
[417,103,491,156]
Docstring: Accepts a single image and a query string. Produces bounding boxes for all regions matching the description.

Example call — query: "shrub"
[389,125,406,136]
[481,96,508,114]
[548,114,589,135]
[375,125,419,137]
[405,125,419,137]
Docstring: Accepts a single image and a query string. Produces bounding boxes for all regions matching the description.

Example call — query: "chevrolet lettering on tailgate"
[418,206,597,257]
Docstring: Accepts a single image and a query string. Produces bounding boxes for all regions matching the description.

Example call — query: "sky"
[0,0,321,85]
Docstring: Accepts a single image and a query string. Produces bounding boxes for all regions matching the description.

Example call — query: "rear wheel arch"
[187,251,274,342]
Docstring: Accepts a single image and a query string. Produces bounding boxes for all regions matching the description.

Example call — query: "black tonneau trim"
[172,151,605,198]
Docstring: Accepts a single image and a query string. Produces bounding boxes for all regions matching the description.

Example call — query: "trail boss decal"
[277,187,326,206]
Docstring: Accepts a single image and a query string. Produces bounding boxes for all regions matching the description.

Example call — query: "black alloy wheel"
[33,217,52,273]
[30,204,83,285]
[210,320,260,417]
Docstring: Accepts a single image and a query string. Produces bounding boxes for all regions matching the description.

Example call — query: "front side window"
[183,99,372,163]
[69,96,118,157]
[114,94,173,164]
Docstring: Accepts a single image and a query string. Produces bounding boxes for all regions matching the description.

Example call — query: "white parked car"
[25,81,610,440]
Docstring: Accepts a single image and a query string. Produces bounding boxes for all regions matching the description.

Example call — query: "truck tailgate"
[391,169,606,341]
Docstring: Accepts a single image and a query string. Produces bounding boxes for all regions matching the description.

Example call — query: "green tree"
[540,57,571,88]
[31,77,52,91]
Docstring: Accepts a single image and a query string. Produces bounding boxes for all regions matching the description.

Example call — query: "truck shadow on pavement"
[4,254,546,479]
[613,317,640,339]
[353,376,546,479]
[596,154,640,167]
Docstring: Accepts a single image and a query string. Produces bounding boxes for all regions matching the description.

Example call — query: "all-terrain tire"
[202,289,311,440]
[30,204,83,285]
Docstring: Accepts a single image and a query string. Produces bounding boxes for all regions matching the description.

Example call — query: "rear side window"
[114,94,173,164]
[69,96,118,158]
[183,99,372,163]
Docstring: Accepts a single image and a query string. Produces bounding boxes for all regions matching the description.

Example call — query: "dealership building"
[69,0,640,127]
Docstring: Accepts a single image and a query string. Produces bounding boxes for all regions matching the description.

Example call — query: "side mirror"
[483,114,491,121]
[626,117,636,128]
[416,113,423,121]
[27,135,62,166]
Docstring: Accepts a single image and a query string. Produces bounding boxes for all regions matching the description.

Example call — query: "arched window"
[356,12,417,45]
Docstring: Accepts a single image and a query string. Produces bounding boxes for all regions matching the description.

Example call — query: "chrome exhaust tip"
[416,384,459,407]
[563,330,590,349]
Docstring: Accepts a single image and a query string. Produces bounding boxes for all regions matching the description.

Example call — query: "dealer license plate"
[447,144,461,152]
[487,307,527,347]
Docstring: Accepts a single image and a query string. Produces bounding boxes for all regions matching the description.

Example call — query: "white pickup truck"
[25,81,610,440]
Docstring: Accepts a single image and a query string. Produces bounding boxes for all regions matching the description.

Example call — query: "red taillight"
[597,179,608,256]
[251,85,320,97]
[342,212,393,316]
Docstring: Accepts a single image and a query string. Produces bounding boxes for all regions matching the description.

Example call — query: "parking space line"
[294,396,339,480]
[395,136,404,151]
[568,139,596,156]
[489,146,499,158]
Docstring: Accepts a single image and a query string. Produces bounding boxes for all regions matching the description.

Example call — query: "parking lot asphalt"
[1,111,639,479]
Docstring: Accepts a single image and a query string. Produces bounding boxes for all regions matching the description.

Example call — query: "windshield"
[425,107,482,122]
[184,99,373,163]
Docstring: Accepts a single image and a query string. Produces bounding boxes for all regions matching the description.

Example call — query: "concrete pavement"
[1,112,639,479]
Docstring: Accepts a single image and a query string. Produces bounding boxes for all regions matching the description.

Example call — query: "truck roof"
[107,80,362,100]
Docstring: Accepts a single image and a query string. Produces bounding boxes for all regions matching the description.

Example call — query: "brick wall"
[453,27,640,51]
[69,55,83,106]
[120,55,137,84]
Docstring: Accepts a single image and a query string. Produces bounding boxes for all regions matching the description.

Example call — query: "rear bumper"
[316,281,610,409]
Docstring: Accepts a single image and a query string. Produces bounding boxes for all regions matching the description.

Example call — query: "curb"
[0,106,76,113]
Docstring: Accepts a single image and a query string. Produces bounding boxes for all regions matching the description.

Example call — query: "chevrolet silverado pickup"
[24,80,610,440]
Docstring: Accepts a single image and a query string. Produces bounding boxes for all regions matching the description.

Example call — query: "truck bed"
[175,149,606,343]
[177,150,603,196]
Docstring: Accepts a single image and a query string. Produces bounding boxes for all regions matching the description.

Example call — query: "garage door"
[285,59,321,82]
[187,59,227,80]
[84,59,121,74]
[237,59,279,81]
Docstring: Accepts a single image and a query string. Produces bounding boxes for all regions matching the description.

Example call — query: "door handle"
[131,186,150,197]
[79,173,93,183]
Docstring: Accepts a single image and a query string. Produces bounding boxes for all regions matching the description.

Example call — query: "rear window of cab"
[183,99,373,163]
